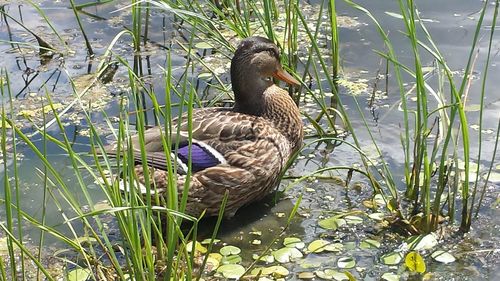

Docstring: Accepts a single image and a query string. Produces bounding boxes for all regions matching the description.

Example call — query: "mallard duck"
[105,36,303,218]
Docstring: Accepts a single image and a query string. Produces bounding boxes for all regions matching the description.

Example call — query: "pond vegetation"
[0,0,499,280]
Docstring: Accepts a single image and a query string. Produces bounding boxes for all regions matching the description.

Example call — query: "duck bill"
[273,66,299,86]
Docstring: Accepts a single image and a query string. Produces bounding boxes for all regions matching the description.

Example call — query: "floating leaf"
[373,194,385,206]
[315,269,348,280]
[407,234,438,251]
[221,254,242,264]
[201,238,220,245]
[220,245,241,256]
[216,264,245,279]
[195,42,212,49]
[368,212,384,221]
[307,239,329,253]
[186,241,207,254]
[251,265,289,277]
[405,251,426,273]
[206,253,222,272]
[298,272,315,279]
[284,237,305,249]
[381,252,403,265]
[197,72,213,80]
[360,239,381,249]
[381,272,400,281]
[66,268,91,281]
[252,253,274,263]
[273,246,303,263]
[252,239,262,245]
[431,250,456,264]
[324,243,343,252]
[337,257,356,269]
[319,217,346,230]
[485,172,500,183]
[344,215,363,225]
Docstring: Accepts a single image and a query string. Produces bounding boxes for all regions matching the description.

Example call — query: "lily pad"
[220,245,241,256]
[318,217,346,230]
[195,42,213,49]
[298,272,315,279]
[324,243,344,252]
[284,237,305,249]
[315,269,348,280]
[368,212,385,221]
[206,253,222,272]
[66,268,91,281]
[216,264,245,279]
[344,215,363,225]
[485,172,500,183]
[307,239,329,253]
[221,254,242,264]
[201,238,220,245]
[272,246,303,263]
[381,272,400,281]
[407,234,438,251]
[381,252,403,265]
[405,251,426,273]
[431,250,456,264]
[360,239,381,249]
[337,257,356,269]
[252,253,275,263]
[251,265,289,277]
[186,241,207,254]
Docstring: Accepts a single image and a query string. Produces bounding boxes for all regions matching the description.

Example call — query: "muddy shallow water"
[1,0,499,280]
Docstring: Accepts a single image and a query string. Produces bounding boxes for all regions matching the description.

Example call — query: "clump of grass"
[345,0,499,234]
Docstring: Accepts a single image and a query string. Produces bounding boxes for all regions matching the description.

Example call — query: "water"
[1,0,499,279]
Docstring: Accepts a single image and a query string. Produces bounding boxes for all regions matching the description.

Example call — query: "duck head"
[230,36,299,115]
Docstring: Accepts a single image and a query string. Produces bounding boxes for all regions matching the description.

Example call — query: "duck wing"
[104,107,281,173]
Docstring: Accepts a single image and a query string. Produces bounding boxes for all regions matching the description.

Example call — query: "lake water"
[0,0,499,280]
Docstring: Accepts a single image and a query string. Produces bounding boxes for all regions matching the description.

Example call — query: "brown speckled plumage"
[105,36,303,218]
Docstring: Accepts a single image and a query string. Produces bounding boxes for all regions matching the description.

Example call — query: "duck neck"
[262,85,304,153]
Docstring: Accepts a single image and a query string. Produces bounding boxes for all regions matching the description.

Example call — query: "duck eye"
[264,76,272,82]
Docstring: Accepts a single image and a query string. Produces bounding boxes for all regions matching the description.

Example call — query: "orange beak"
[273,65,299,86]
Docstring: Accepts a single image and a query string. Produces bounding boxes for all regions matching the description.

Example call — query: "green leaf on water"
[407,234,438,251]
[220,245,241,256]
[252,253,274,263]
[186,241,207,254]
[251,265,289,277]
[195,42,212,49]
[197,72,213,80]
[284,237,305,249]
[272,246,303,263]
[307,239,329,253]
[315,269,348,280]
[216,264,245,279]
[298,272,315,279]
[344,215,363,225]
[381,272,400,281]
[66,268,91,281]
[360,239,381,249]
[485,172,500,183]
[368,212,385,221]
[381,252,403,265]
[318,216,346,230]
[221,254,242,264]
[405,251,426,273]
[431,250,456,264]
[337,257,356,269]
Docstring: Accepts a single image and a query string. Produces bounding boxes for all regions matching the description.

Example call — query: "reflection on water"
[1,0,499,279]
